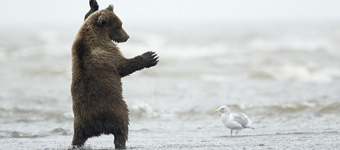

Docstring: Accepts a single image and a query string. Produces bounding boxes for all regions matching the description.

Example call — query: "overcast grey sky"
[1,0,340,30]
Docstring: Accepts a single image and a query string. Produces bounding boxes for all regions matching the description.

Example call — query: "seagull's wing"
[232,113,250,128]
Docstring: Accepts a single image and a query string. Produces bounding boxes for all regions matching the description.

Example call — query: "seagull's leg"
[230,130,233,137]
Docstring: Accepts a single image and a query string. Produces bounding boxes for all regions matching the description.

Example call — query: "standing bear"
[71,3,159,149]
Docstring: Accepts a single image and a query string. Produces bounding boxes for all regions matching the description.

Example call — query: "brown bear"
[71,2,159,149]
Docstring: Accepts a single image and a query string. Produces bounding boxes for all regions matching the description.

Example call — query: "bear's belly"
[72,75,127,117]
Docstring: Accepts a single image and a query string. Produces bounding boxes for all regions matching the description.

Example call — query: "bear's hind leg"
[113,132,127,149]
[71,131,88,149]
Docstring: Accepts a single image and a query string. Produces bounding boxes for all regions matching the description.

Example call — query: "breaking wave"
[0,131,40,138]
[128,100,340,120]
[250,64,340,82]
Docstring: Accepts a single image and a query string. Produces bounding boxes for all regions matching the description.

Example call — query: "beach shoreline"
[1,127,339,150]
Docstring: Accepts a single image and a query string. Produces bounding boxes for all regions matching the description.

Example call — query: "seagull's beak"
[214,108,219,113]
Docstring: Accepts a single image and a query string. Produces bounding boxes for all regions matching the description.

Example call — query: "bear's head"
[87,5,129,43]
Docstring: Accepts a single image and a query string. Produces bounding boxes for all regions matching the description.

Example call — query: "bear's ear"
[106,4,114,11]
[98,15,107,27]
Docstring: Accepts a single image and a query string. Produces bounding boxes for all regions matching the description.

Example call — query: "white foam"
[251,64,340,82]
[130,101,161,118]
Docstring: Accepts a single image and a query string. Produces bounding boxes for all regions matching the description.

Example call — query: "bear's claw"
[142,51,159,68]
[84,0,99,21]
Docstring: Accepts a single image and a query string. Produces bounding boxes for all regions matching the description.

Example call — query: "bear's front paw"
[90,0,99,9]
[141,51,159,68]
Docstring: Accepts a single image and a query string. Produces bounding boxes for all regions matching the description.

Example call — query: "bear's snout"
[120,35,129,43]
[114,35,129,43]
[111,28,129,43]
[118,29,129,42]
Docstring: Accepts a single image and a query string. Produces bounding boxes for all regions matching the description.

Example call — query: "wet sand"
[1,118,339,150]
[1,129,339,150]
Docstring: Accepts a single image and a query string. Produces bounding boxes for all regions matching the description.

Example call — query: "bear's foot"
[69,145,84,150]
[114,143,127,149]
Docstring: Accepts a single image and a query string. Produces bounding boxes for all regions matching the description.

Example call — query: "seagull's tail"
[246,125,255,130]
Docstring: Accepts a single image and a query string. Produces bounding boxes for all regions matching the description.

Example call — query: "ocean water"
[0,23,340,149]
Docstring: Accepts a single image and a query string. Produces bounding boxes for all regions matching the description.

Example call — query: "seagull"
[214,105,254,136]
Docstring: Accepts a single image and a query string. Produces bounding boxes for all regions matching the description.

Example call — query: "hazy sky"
[1,0,340,29]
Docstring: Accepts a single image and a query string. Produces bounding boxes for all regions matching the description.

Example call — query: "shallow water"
[0,23,340,149]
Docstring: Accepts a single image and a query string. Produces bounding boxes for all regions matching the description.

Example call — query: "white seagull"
[214,105,254,136]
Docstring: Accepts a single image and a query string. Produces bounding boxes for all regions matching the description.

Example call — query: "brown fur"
[71,4,158,149]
